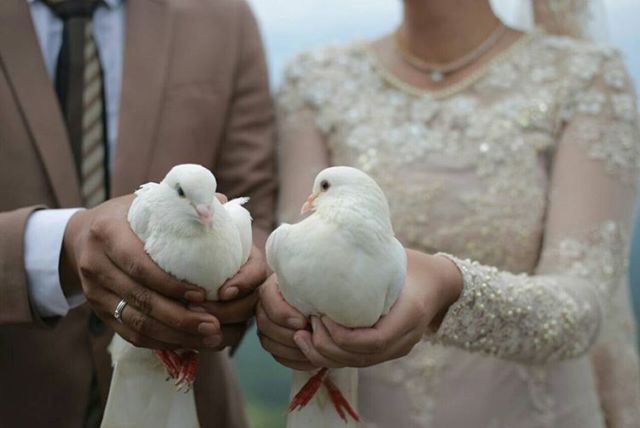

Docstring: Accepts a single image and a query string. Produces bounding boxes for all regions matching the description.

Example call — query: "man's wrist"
[59,210,85,298]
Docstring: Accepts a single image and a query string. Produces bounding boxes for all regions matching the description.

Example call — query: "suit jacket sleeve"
[215,0,276,249]
[0,206,41,325]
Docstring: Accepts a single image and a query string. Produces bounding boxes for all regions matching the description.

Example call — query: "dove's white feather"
[127,182,159,239]
[269,218,405,327]
[102,164,252,428]
[102,335,199,428]
[134,198,244,298]
[126,166,251,299]
[224,197,252,265]
[266,166,406,428]
[267,166,406,328]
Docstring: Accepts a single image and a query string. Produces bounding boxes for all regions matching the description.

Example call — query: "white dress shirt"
[24,0,125,317]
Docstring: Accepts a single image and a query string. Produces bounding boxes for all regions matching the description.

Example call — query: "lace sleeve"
[434,49,640,364]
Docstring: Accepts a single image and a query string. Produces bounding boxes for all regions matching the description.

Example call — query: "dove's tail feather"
[134,182,159,196]
[102,336,199,428]
[287,368,359,428]
[224,197,253,264]
[226,196,250,208]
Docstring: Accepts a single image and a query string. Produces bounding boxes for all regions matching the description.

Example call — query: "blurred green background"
[236,1,640,427]
[233,326,290,428]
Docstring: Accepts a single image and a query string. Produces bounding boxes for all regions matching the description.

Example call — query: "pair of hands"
[256,249,463,370]
[60,195,268,351]
[59,194,463,368]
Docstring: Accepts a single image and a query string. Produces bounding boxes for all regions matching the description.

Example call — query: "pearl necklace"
[394,24,507,82]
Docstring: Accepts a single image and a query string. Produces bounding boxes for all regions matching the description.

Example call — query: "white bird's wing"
[265,223,292,275]
[268,216,406,327]
[127,182,160,240]
[224,197,253,264]
[382,237,407,314]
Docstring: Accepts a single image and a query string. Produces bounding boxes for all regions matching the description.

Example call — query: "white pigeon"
[266,166,407,427]
[101,164,252,428]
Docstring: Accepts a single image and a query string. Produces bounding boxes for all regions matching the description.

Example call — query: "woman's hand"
[256,273,315,370]
[256,249,463,370]
[195,245,268,351]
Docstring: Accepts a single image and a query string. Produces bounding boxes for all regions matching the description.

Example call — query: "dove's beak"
[300,194,316,215]
[195,203,213,227]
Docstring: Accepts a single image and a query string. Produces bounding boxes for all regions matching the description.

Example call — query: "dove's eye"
[176,185,186,198]
[320,180,330,191]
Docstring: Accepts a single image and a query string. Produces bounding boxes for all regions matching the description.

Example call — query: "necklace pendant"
[430,70,444,82]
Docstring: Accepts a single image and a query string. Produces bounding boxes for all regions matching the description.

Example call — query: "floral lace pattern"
[276,31,640,427]
[435,221,628,363]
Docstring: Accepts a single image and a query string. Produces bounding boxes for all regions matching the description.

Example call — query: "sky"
[246,0,640,313]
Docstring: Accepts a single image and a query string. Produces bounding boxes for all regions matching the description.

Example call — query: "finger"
[258,333,309,362]
[215,193,228,204]
[114,272,220,337]
[117,297,222,350]
[320,290,423,354]
[87,286,175,350]
[100,221,207,302]
[258,275,307,330]
[255,302,298,348]
[308,318,376,367]
[293,330,343,369]
[319,317,423,366]
[90,285,193,350]
[319,317,391,354]
[91,282,222,350]
[105,317,175,350]
[197,291,258,324]
[274,356,318,371]
[83,252,221,337]
[219,246,267,301]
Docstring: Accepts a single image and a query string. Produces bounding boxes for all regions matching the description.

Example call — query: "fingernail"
[198,322,219,336]
[222,287,239,300]
[188,304,206,313]
[287,317,306,330]
[203,335,222,348]
[185,290,205,302]
[310,317,320,332]
[294,335,309,354]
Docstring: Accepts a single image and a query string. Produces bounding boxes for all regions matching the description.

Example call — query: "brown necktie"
[42,0,108,208]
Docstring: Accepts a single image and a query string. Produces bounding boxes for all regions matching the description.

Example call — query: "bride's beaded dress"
[275,31,640,427]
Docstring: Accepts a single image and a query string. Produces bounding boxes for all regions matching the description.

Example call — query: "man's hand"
[60,195,223,350]
[194,245,268,350]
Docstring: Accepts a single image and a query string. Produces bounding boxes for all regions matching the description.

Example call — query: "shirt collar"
[27,0,124,8]
[103,0,122,9]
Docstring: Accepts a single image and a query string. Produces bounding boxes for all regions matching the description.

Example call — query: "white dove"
[266,166,407,427]
[101,164,252,428]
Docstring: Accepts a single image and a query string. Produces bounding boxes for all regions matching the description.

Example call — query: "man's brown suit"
[0,0,275,426]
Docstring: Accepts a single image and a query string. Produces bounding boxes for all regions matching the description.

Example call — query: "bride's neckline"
[366,31,535,100]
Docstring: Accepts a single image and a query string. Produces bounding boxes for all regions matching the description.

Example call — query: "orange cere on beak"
[195,203,213,227]
[300,194,316,215]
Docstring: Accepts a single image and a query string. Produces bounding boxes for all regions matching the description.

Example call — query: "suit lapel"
[0,0,82,207]
[112,0,172,196]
